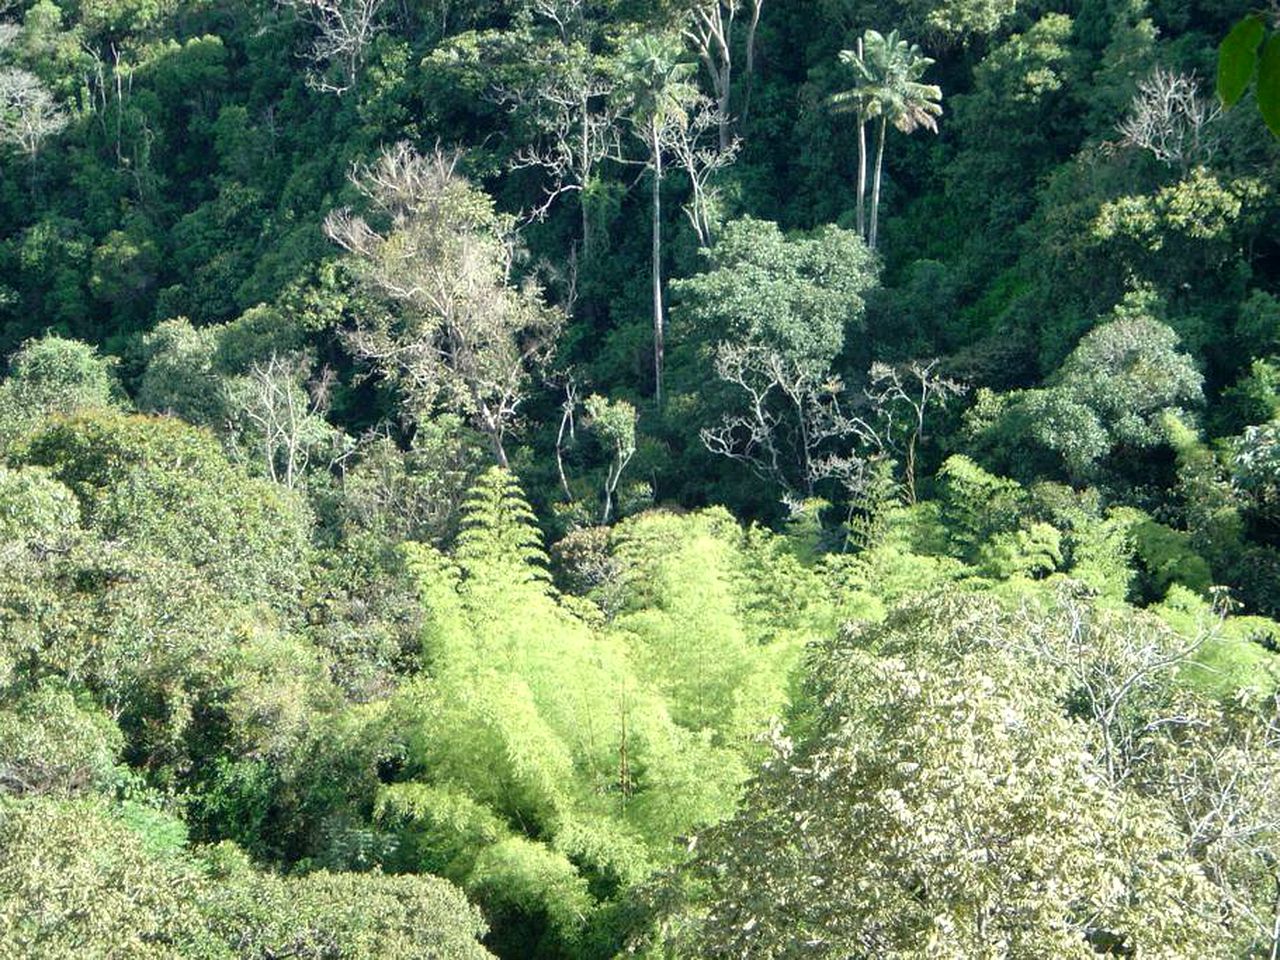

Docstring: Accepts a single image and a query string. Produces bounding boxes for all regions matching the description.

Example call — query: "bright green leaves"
[1218,15,1266,108]
[1218,15,1280,136]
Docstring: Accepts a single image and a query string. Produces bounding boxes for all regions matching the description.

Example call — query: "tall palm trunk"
[854,37,866,242]
[651,122,665,406]
[869,112,887,251]
[856,111,867,240]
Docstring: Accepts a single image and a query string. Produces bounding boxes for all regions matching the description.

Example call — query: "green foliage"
[966,295,1204,481]
[0,335,119,451]
[674,217,876,378]
[389,473,760,952]
[0,796,493,959]
[454,467,552,594]
[608,508,810,749]
[618,33,700,136]
[1219,15,1267,109]
[1166,412,1244,570]
[1154,586,1280,697]
[200,846,493,960]
[4,3,1280,956]
[0,465,78,548]
[947,12,1079,239]
[672,217,879,498]
[14,410,311,604]
[1218,14,1280,136]
[583,394,637,522]
[1027,485,1139,603]
[0,683,122,797]
[1217,356,1280,433]
[0,796,216,957]
[328,420,486,543]
[1052,295,1203,452]
[135,317,226,426]
[903,0,1020,41]
[1131,519,1213,600]
[1263,34,1280,136]
[976,521,1062,580]
[465,836,595,956]
[937,454,1026,558]
[1091,170,1266,269]
[1232,418,1280,520]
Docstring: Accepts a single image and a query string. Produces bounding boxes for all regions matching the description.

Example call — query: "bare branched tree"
[0,66,68,157]
[1117,68,1220,172]
[670,93,740,247]
[703,349,960,504]
[0,62,68,199]
[864,359,965,504]
[553,374,580,502]
[506,64,622,256]
[683,0,765,148]
[1149,693,1280,957]
[278,0,388,94]
[325,143,564,468]
[225,353,347,489]
[701,342,886,498]
[584,393,637,523]
[1018,587,1228,787]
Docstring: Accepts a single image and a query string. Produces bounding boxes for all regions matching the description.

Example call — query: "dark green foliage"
[1219,15,1266,108]
[1219,14,1280,135]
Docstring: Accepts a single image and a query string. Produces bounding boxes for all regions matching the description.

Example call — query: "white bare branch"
[1117,67,1220,171]
[278,0,388,95]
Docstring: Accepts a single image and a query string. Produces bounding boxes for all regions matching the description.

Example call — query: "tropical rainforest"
[3,0,1280,957]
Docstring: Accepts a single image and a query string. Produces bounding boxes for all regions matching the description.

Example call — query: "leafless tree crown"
[1117,68,1220,171]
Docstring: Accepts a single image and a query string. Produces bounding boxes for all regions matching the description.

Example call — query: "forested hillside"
[4,0,1280,956]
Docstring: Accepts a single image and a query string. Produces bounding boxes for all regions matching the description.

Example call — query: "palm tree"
[829,30,942,251]
[620,34,699,407]
[829,36,873,239]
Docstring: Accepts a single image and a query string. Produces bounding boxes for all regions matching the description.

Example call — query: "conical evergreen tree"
[454,467,551,593]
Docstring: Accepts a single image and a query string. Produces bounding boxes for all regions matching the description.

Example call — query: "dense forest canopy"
[4,0,1280,957]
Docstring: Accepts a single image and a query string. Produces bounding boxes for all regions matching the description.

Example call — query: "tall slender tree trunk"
[556,404,574,501]
[1268,873,1280,960]
[580,97,593,263]
[870,113,887,251]
[718,77,732,151]
[602,462,617,524]
[855,37,866,242]
[491,432,510,469]
[741,0,762,126]
[856,112,867,240]
[651,124,665,407]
